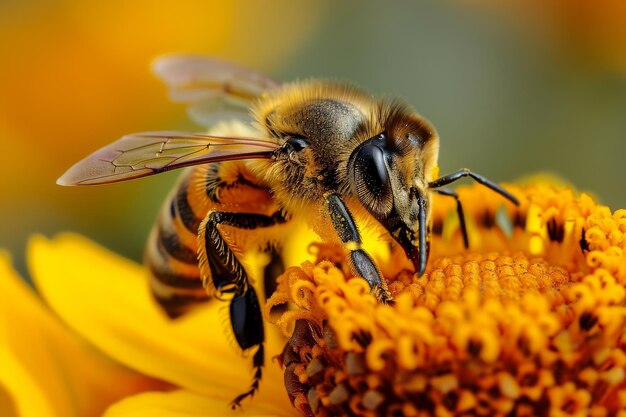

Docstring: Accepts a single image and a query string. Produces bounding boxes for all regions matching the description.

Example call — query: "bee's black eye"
[354,144,389,195]
[285,136,309,152]
[349,137,393,218]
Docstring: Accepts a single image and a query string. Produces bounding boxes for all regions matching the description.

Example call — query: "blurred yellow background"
[2,0,625,274]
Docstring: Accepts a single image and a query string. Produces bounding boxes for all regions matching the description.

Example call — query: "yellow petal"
[0,349,55,417]
[0,383,18,417]
[103,389,295,417]
[0,251,160,417]
[28,233,289,404]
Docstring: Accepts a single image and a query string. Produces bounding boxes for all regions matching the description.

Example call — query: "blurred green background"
[2,0,625,275]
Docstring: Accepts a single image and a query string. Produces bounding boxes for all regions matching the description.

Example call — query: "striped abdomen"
[145,161,276,318]
[145,167,210,318]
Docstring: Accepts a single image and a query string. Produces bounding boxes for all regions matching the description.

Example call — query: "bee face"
[254,82,441,271]
[255,82,439,208]
[347,106,440,270]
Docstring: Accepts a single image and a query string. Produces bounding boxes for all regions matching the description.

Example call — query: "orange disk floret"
[268,183,626,417]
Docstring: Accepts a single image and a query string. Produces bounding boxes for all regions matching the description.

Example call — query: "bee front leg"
[325,193,392,304]
[198,210,287,408]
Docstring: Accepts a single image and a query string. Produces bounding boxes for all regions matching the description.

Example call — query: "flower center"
[266,183,626,416]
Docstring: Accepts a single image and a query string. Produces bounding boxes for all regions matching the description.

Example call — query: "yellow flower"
[4,181,626,416]
[267,182,626,416]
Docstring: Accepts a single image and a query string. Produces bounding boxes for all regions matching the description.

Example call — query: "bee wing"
[152,55,280,127]
[57,131,279,186]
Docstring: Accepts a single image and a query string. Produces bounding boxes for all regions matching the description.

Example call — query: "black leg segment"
[200,209,287,408]
[327,193,362,244]
[326,193,391,303]
[231,344,264,409]
[350,249,382,290]
[428,168,519,206]
[263,247,285,301]
[230,286,264,350]
[229,287,264,409]
[203,211,286,295]
[434,188,469,248]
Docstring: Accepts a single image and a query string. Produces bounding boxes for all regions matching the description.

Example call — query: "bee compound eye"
[285,136,309,152]
[350,143,393,217]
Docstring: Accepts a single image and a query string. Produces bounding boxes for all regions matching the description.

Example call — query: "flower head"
[268,182,626,416]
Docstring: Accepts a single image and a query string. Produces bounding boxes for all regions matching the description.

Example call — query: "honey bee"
[58,55,518,407]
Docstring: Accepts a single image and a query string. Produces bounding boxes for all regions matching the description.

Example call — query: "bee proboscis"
[58,55,518,407]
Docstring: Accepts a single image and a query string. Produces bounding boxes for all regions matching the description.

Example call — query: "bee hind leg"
[325,193,393,304]
[198,210,287,408]
[228,287,265,409]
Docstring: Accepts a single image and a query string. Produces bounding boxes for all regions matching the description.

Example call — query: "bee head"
[347,111,439,276]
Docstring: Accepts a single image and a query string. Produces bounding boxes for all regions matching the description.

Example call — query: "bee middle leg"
[434,188,469,248]
[198,210,287,408]
[325,193,392,304]
[428,169,519,206]
[262,247,285,301]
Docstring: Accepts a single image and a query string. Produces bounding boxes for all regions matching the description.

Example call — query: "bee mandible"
[58,55,519,407]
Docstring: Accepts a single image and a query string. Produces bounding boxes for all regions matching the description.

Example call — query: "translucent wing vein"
[152,55,281,128]
[152,55,280,103]
[58,132,279,186]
